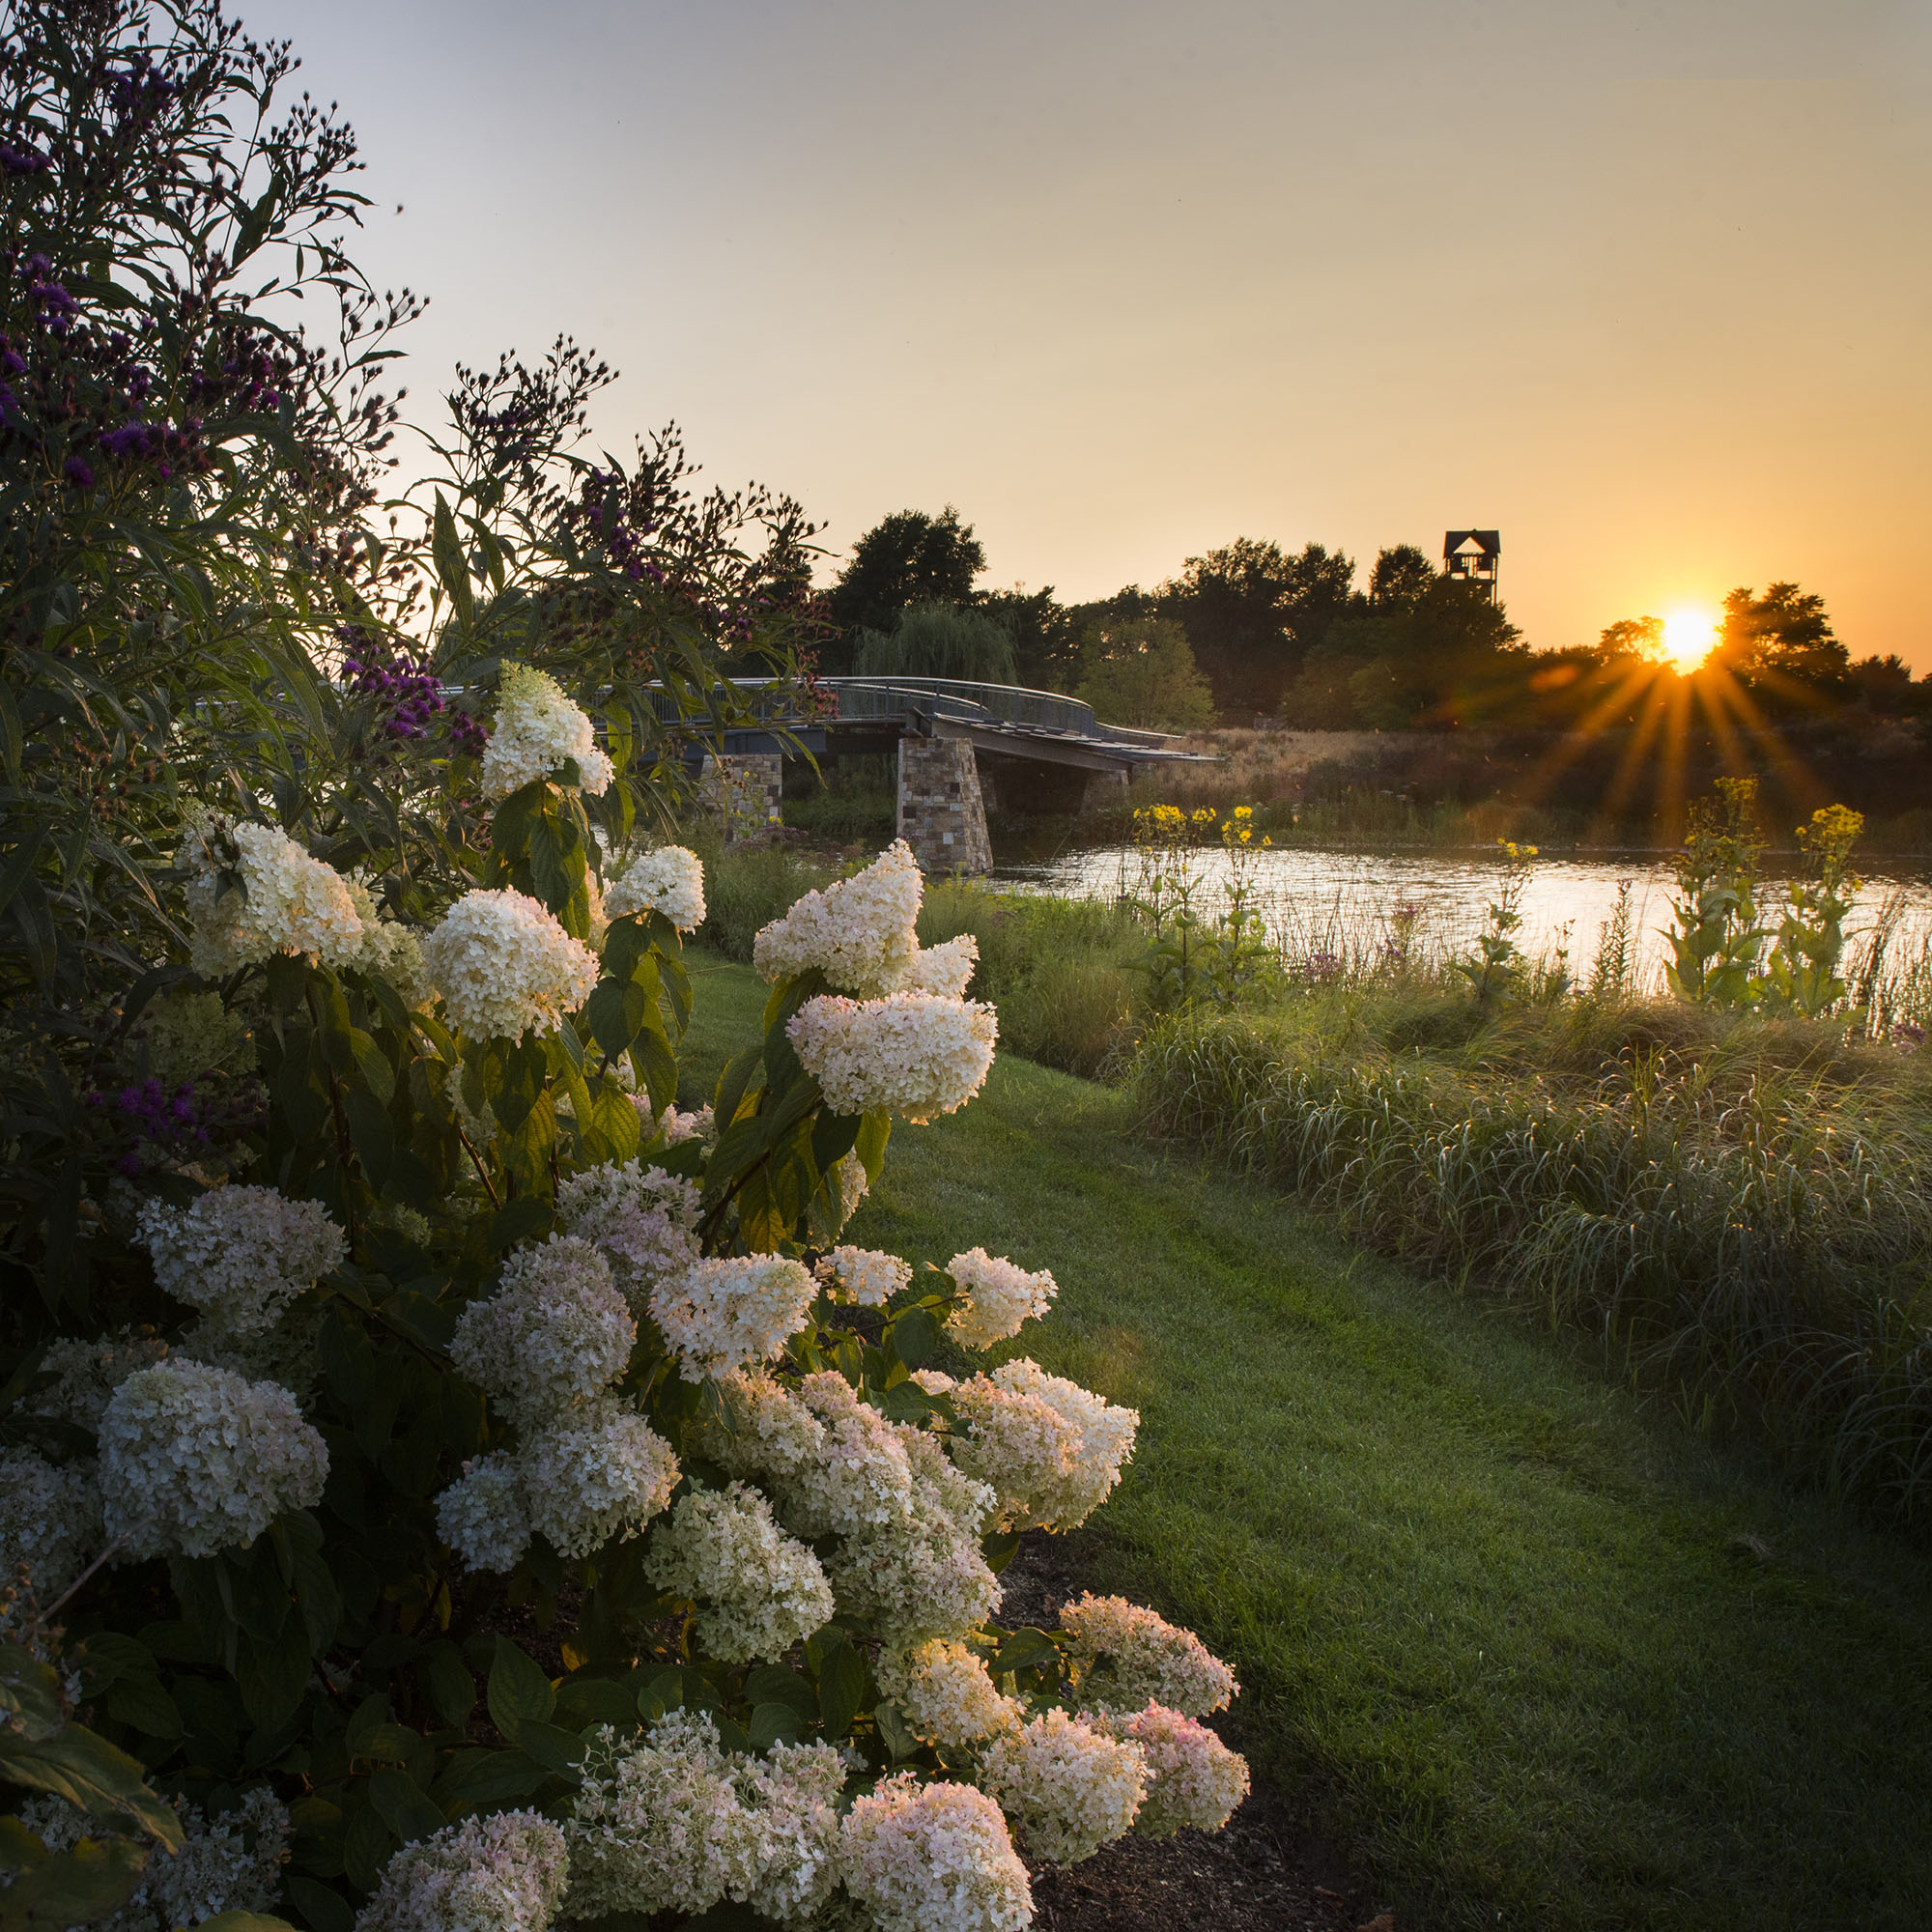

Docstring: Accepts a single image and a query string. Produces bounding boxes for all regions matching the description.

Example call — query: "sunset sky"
[256,0,1932,669]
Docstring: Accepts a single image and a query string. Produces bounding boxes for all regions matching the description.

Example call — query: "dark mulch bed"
[1000,1533,1398,1932]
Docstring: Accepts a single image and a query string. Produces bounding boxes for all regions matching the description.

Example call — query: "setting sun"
[1662,607,1718,670]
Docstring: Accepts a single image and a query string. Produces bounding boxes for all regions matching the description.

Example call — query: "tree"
[1369,544,1435,613]
[1711,583,1848,694]
[1598,616,1666,662]
[980,583,1082,691]
[1155,538,1360,720]
[825,506,985,669]
[1074,615,1215,730]
[851,601,1016,682]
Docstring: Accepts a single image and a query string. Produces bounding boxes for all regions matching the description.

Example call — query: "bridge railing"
[641,675,1179,749]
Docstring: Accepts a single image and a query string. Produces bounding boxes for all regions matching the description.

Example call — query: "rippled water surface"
[992,843,1932,992]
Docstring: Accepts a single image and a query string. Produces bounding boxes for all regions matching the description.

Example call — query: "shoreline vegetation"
[781,726,1932,857]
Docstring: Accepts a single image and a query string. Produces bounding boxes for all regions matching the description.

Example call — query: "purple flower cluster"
[341,631,445,741]
[25,254,78,334]
[87,1073,266,1177]
[0,141,51,177]
[449,707,489,758]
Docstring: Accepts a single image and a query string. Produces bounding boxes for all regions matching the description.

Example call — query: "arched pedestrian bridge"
[655,676,1206,874]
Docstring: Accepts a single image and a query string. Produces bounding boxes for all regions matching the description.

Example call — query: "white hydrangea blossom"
[813,1246,911,1308]
[645,1483,835,1663]
[605,845,706,931]
[752,840,923,997]
[180,815,366,976]
[711,1371,913,1542]
[702,1373,996,1640]
[519,1402,679,1559]
[481,663,614,797]
[0,1450,102,1598]
[356,1809,568,1932]
[449,1236,634,1428]
[898,933,980,999]
[876,1638,1020,1748]
[135,1185,346,1336]
[1059,1592,1238,1719]
[97,1358,327,1560]
[735,1739,846,1923]
[941,1249,1057,1351]
[565,1712,763,1919]
[422,887,599,1040]
[838,1772,1033,1932]
[1089,1702,1250,1837]
[650,1256,816,1382]
[931,1373,1080,1531]
[556,1161,702,1309]
[16,1333,168,1431]
[826,1430,1000,1641]
[978,1708,1147,1866]
[788,993,997,1124]
[21,1786,290,1932]
[436,1452,533,1573]
[984,1360,1138,1533]
[341,877,431,996]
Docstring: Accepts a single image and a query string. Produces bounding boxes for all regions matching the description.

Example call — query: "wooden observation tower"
[1443,529,1500,601]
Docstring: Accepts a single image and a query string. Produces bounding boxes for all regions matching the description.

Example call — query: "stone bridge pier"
[897,737,993,875]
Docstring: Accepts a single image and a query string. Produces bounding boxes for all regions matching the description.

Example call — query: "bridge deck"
[659,675,1208,771]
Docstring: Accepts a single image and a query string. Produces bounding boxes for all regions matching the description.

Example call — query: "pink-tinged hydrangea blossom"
[984,1359,1138,1532]
[135,1184,346,1336]
[978,1708,1148,1866]
[813,1245,912,1308]
[940,1249,1057,1350]
[605,845,706,930]
[449,1236,635,1427]
[650,1256,816,1382]
[753,839,923,997]
[1090,1703,1250,1837]
[876,1637,1020,1749]
[97,1359,327,1559]
[645,1482,835,1662]
[838,1773,1033,1932]
[421,887,599,1040]
[787,992,997,1124]
[1059,1592,1238,1719]
[518,1402,680,1559]
[356,1808,568,1932]
[481,663,613,797]
[556,1161,702,1309]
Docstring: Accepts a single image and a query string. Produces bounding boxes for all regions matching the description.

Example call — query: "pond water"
[991,842,1932,998]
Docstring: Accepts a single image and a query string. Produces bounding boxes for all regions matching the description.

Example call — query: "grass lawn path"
[681,953,1932,1932]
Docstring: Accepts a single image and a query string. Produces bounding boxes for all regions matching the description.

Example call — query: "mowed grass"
[676,952,1932,1932]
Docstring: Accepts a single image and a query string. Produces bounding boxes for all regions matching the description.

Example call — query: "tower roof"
[1443,529,1500,559]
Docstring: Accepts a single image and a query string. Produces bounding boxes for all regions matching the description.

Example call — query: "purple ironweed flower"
[64,456,95,488]
[0,142,50,176]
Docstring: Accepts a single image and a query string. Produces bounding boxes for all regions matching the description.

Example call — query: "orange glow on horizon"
[1662,607,1718,671]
